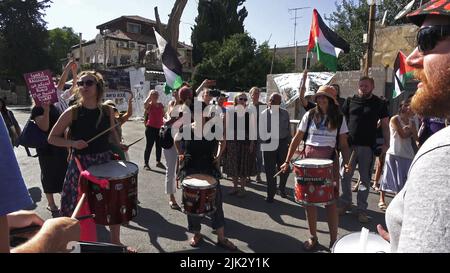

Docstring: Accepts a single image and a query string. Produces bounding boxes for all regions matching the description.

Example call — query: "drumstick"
[71,193,86,219]
[126,137,144,148]
[75,214,96,221]
[10,225,41,236]
[86,122,121,144]
[273,169,285,178]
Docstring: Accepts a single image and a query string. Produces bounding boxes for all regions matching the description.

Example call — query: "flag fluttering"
[393,51,415,98]
[307,9,350,72]
[154,29,183,94]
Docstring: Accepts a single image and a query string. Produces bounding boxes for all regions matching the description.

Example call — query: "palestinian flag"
[154,29,183,94]
[393,51,414,98]
[307,9,350,72]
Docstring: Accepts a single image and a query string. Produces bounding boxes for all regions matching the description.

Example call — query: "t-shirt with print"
[298,110,349,148]
[0,115,33,216]
[342,95,389,147]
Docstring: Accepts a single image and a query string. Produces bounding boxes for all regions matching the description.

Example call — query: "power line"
[288,7,311,46]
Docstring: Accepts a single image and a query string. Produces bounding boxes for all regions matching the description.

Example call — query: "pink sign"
[24,70,57,106]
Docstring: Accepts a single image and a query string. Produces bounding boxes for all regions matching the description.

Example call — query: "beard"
[411,69,450,118]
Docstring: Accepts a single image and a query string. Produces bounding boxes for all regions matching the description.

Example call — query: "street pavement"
[10,107,392,253]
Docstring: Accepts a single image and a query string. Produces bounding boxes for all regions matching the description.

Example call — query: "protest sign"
[24,70,57,106]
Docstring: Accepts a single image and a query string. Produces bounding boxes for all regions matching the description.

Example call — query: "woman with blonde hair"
[49,71,133,251]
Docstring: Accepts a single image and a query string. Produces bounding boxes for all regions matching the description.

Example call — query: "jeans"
[144,126,161,164]
[339,146,374,212]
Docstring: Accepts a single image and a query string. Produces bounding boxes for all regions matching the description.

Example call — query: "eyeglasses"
[77,79,96,87]
[238,98,248,101]
[416,25,450,52]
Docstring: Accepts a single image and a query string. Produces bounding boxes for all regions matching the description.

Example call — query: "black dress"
[31,105,68,193]
[177,128,221,181]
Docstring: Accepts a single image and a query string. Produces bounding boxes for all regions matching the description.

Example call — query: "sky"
[44,0,338,48]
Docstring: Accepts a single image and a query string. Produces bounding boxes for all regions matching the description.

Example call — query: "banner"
[273,72,335,106]
[23,70,57,106]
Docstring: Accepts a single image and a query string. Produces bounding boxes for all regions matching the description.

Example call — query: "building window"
[120,55,131,65]
[127,23,141,34]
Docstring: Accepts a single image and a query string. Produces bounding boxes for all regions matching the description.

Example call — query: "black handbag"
[17,119,48,149]
[159,125,174,149]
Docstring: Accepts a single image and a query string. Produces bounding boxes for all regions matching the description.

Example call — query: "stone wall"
[0,86,30,105]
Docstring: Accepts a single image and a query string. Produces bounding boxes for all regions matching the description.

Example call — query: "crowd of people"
[1,0,450,253]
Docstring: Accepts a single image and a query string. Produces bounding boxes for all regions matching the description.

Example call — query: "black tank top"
[70,106,111,155]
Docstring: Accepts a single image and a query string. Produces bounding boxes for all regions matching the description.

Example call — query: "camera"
[209,89,222,97]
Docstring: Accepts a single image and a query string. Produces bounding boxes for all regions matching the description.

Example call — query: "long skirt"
[380,153,412,194]
[222,140,256,178]
[60,151,112,217]
[38,149,68,193]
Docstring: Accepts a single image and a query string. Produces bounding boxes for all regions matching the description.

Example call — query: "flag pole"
[304,51,310,70]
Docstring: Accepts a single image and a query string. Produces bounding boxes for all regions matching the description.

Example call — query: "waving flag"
[307,9,350,72]
[154,29,183,94]
[393,51,415,98]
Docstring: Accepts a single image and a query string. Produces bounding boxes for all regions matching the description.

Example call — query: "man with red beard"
[377,0,450,252]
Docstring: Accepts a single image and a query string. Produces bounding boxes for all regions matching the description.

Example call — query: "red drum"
[181,174,217,217]
[293,158,335,206]
[81,161,138,225]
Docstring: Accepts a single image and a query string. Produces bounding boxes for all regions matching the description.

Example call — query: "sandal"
[217,238,237,251]
[371,184,380,191]
[189,234,203,247]
[378,202,387,211]
[303,236,319,251]
[169,201,181,210]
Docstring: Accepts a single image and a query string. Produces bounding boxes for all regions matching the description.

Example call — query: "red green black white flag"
[393,51,414,98]
[307,9,350,72]
[154,29,183,94]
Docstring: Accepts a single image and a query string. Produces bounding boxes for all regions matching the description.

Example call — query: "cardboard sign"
[24,70,57,106]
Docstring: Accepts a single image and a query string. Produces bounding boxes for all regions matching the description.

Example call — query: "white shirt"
[54,88,74,114]
[298,111,349,148]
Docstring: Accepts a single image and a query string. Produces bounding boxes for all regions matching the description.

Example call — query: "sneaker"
[144,164,151,171]
[156,162,166,170]
[358,212,369,223]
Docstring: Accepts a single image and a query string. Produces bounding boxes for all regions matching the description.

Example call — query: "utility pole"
[289,7,311,70]
[364,2,377,76]
[270,45,277,75]
[79,33,84,66]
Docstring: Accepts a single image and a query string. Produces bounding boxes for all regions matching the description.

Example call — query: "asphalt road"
[10,107,391,253]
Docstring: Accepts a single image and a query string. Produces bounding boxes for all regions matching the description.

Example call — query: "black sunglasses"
[238,97,248,101]
[416,25,450,52]
[77,79,96,87]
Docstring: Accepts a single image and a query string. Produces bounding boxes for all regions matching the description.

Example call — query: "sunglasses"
[77,79,96,87]
[416,25,450,52]
[238,97,248,101]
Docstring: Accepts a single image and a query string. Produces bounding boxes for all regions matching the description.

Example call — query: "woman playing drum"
[174,102,237,251]
[280,85,351,251]
[48,71,134,252]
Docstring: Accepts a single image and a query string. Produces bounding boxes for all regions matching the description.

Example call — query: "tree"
[191,0,248,65]
[154,0,187,50]
[326,0,421,71]
[192,33,294,91]
[48,27,80,74]
[0,0,52,82]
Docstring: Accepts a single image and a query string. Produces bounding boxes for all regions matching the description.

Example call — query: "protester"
[0,98,21,146]
[249,87,266,184]
[48,70,132,251]
[55,59,79,113]
[175,113,237,251]
[378,98,417,211]
[339,76,390,223]
[31,101,69,217]
[261,93,291,202]
[223,93,257,197]
[378,2,450,252]
[0,115,79,253]
[104,93,133,160]
[417,116,447,147]
[281,85,351,250]
[143,90,165,170]
[299,70,317,111]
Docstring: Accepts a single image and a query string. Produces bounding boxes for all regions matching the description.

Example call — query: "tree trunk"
[154,0,188,50]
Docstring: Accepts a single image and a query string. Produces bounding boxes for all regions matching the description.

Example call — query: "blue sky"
[44,0,338,47]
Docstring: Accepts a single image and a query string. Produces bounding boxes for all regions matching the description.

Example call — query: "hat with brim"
[219,92,229,99]
[407,0,450,26]
[313,85,339,106]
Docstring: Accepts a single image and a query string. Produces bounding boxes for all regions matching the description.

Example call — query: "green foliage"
[48,27,80,74]
[326,0,421,71]
[0,0,52,82]
[192,33,294,91]
[191,0,248,65]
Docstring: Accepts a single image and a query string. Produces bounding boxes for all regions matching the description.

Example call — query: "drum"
[181,174,217,217]
[293,158,335,206]
[332,232,391,253]
[81,160,139,225]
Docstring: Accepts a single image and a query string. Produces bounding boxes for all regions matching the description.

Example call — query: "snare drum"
[181,174,217,217]
[332,232,390,253]
[293,158,335,206]
[81,160,139,225]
